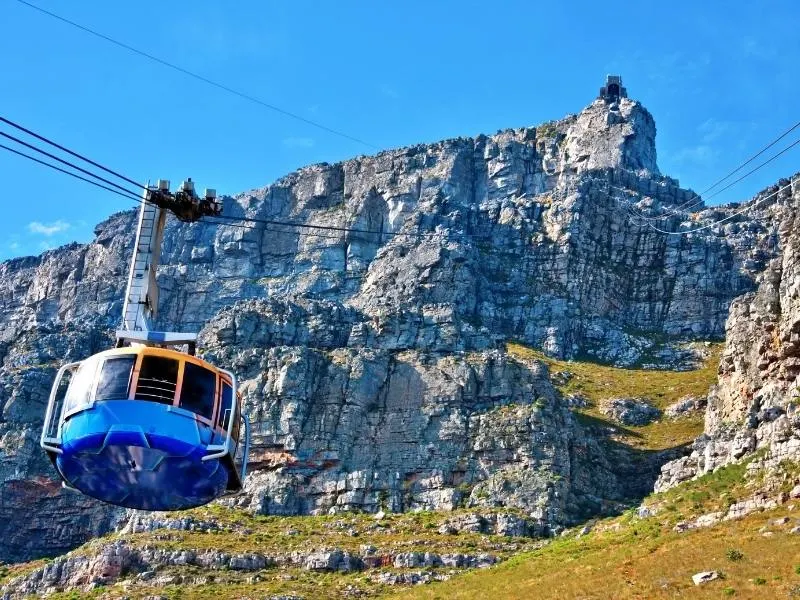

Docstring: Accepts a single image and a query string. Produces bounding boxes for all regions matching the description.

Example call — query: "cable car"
[41,346,249,510]
[40,178,251,511]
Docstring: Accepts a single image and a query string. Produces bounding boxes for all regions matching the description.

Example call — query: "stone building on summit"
[599,75,627,100]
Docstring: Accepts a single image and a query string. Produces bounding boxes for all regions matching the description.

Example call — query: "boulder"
[600,398,661,426]
[692,571,720,585]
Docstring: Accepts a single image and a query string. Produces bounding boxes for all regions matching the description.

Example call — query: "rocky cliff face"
[656,178,800,491]
[0,92,790,562]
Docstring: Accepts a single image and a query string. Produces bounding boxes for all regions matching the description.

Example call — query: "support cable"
[0,115,147,189]
[0,130,144,198]
[13,0,378,150]
[0,141,143,202]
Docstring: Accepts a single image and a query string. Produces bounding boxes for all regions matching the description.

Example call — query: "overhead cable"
[13,0,378,150]
[0,115,146,189]
[696,119,800,198]
[629,131,800,221]
[0,141,143,202]
[680,137,800,213]
[0,130,463,241]
[0,130,144,198]
[640,178,796,235]
[0,141,401,243]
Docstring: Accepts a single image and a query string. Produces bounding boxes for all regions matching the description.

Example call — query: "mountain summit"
[0,78,795,568]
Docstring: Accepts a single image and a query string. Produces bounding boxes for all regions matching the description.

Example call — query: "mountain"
[656,177,800,490]
[0,79,796,582]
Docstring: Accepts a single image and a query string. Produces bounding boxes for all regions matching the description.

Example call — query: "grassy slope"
[16,345,789,600]
[26,508,542,600]
[33,459,800,600]
[389,510,800,599]
[389,459,800,600]
[506,342,723,450]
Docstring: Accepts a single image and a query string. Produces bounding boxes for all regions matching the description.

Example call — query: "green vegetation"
[506,341,723,449]
[727,548,744,561]
[143,508,535,558]
[16,458,799,600]
[389,459,800,600]
[28,507,542,600]
[12,342,800,600]
[0,558,46,587]
[536,123,557,138]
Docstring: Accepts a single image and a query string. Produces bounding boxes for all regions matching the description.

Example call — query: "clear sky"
[1,0,799,259]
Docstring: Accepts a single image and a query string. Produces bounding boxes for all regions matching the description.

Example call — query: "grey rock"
[692,571,720,585]
[724,494,781,521]
[664,395,706,419]
[657,181,800,490]
[376,570,450,586]
[6,539,494,596]
[600,398,661,426]
[692,512,723,529]
[565,394,588,409]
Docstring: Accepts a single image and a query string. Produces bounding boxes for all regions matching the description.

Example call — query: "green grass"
[388,460,800,600]
[122,506,537,557]
[11,507,542,600]
[0,558,50,589]
[506,341,723,450]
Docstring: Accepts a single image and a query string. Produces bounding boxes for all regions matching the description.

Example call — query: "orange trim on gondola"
[82,345,240,440]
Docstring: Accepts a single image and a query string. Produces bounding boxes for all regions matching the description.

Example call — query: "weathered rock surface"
[664,395,707,419]
[656,179,800,491]
[0,539,499,597]
[203,339,654,528]
[0,88,794,561]
[600,398,661,426]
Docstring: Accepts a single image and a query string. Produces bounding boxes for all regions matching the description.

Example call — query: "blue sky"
[1,0,799,259]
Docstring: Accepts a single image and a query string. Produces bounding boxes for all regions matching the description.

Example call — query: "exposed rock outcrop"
[656,180,800,491]
[0,539,502,597]
[201,333,649,528]
[664,395,707,419]
[599,398,661,426]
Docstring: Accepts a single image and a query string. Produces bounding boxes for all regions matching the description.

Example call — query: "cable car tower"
[40,180,251,511]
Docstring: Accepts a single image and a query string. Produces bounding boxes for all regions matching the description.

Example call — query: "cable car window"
[134,356,178,405]
[218,382,233,431]
[218,381,240,444]
[46,369,73,437]
[94,356,136,401]
[179,362,216,420]
[232,398,241,445]
[64,359,99,413]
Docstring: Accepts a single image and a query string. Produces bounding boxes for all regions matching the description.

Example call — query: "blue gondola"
[40,178,251,511]
[41,346,250,511]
